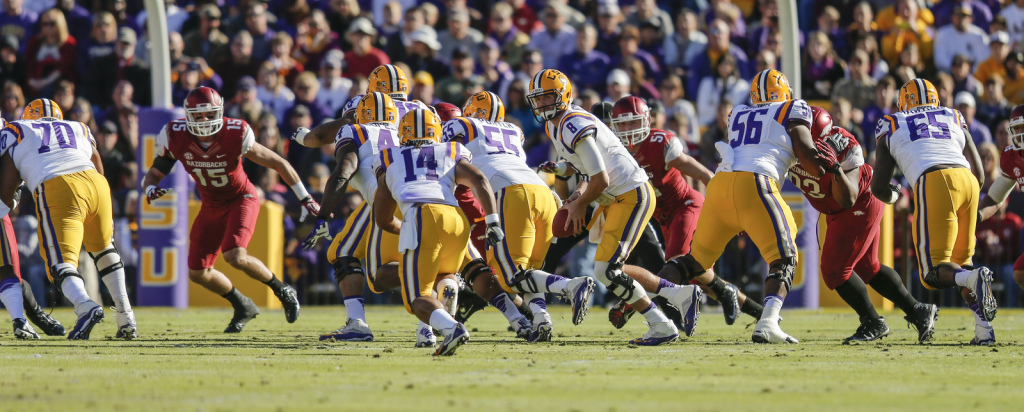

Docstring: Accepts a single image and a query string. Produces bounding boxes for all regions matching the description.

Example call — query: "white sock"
[428,309,457,332]
[343,296,365,322]
[973,310,992,328]
[521,270,570,293]
[954,269,972,287]
[0,279,24,320]
[101,270,131,313]
[61,276,94,316]
[489,293,524,323]
[763,295,784,320]
[524,293,548,316]
[639,300,670,323]
[435,278,459,315]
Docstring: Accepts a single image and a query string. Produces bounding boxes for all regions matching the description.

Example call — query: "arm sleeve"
[663,133,684,164]
[574,135,606,175]
[240,124,256,156]
[155,125,175,159]
[988,174,1017,204]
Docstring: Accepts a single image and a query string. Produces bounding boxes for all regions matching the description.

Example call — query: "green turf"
[1,305,1022,411]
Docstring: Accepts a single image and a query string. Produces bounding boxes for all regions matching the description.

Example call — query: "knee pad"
[922,266,942,289]
[509,269,540,294]
[665,255,705,283]
[50,263,81,294]
[599,262,638,302]
[331,256,364,281]
[461,258,491,289]
[767,257,797,292]
[89,245,124,278]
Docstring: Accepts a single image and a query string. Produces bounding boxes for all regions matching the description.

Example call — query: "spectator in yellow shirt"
[880,0,934,66]
[975,31,1010,85]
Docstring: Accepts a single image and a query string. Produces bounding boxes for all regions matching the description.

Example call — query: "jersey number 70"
[32,122,78,154]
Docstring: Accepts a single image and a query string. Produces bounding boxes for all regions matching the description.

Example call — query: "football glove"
[483,214,504,249]
[291,127,310,145]
[299,196,322,223]
[302,219,331,250]
[538,161,568,176]
[145,185,170,204]
[814,139,841,174]
[882,182,901,205]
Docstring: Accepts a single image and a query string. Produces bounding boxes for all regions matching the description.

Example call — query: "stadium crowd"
[3,0,1024,308]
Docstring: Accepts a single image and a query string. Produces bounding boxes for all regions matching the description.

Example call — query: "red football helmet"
[809,106,834,142]
[611,96,651,147]
[1008,104,1024,150]
[184,87,224,137]
[434,102,462,122]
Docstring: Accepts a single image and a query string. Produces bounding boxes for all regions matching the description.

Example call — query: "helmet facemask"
[1009,117,1024,150]
[611,113,650,147]
[527,89,566,122]
[186,106,224,137]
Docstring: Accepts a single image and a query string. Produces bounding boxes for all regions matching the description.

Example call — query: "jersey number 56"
[729,108,771,148]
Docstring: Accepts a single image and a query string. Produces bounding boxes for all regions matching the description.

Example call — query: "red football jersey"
[788,127,873,215]
[999,146,1024,189]
[630,129,695,216]
[156,117,257,204]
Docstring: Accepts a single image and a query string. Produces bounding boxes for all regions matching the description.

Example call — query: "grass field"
[1,305,1023,411]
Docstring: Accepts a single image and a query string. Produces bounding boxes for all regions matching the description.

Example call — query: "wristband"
[292,183,311,200]
[484,214,500,225]
[293,128,309,145]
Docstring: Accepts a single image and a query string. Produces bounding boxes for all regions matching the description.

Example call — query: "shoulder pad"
[442,118,475,143]
[559,111,599,148]
[875,114,898,143]
[774,99,812,126]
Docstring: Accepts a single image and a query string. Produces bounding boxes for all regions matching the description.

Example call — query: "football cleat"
[608,300,635,329]
[434,323,470,356]
[629,321,679,346]
[114,308,137,340]
[719,283,740,326]
[904,303,939,343]
[13,318,39,339]
[454,288,489,323]
[320,318,374,342]
[224,295,260,333]
[664,285,701,337]
[68,302,104,340]
[843,317,889,344]
[529,321,553,343]
[752,317,799,344]
[415,323,437,348]
[969,323,996,346]
[274,284,300,323]
[513,316,533,340]
[655,296,683,330]
[565,276,594,325]
[25,305,65,336]
[964,267,997,322]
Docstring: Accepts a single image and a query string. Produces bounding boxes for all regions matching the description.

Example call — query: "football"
[552,207,578,237]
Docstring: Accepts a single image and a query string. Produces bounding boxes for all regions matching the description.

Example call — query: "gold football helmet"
[897,78,939,112]
[368,64,410,101]
[356,92,399,125]
[527,69,573,122]
[399,109,442,145]
[750,69,793,104]
[23,98,63,121]
[463,91,505,122]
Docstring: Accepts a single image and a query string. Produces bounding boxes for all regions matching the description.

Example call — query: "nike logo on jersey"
[854,211,865,216]
[216,154,227,158]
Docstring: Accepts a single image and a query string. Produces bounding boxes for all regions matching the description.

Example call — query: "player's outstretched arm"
[788,122,826,178]
[0,153,22,209]
[317,144,359,220]
[978,174,1016,221]
[668,154,713,185]
[870,140,900,204]
[373,174,401,234]
[291,118,347,148]
[454,161,504,248]
[244,142,322,220]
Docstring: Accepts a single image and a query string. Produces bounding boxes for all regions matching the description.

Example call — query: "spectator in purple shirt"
[476,38,515,103]
[487,2,530,68]
[0,0,37,52]
[933,0,994,32]
[56,0,93,46]
[558,24,611,93]
[245,3,276,62]
[77,12,117,80]
[686,19,750,99]
[955,91,994,146]
[594,2,621,58]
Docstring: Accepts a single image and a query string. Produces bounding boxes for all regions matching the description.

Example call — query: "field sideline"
[1,306,1022,411]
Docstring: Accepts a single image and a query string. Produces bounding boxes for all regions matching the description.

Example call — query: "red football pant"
[658,190,705,259]
[189,196,260,270]
[0,216,21,280]
[455,185,486,253]
[819,195,884,290]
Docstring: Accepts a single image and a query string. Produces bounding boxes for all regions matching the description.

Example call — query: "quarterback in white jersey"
[443,91,595,342]
[529,69,681,346]
[373,108,504,356]
[0,99,136,341]
[871,78,995,345]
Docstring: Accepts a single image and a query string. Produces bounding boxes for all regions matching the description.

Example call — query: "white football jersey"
[343,94,429,119]
[374,142,470,217]
[875,106,970,183]
[442,117,546,190]
[545,108,648,196]
[722,99,812,182]
[0,119,96,191]
[336,122,400,203]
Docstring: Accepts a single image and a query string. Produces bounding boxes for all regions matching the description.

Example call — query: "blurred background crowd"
[3,0,1024,309]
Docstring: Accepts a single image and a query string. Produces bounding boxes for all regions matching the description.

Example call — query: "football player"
[529,69,699,345]
[143,87,309,333]
[792,107,939,343]
[669,70,832,344]
[373,108,502,356]
[871,78,996,345]
[0,98,136,340]
[443,91,596,342]
[610,96,766,326]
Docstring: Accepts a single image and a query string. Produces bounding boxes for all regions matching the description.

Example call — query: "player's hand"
[291,127,310,145]
[884,183,901,204]
[538,161,567,176]
[302,219,331,250]
[485,223,504,249]
[145,185,170,204]
[562,201,586,235]
[814,139,841,174]
[299,196,322,222]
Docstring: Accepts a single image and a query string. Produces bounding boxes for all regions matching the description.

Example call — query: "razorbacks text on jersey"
[721,99,812,182]
[374,142,470,218]
[875,106,970,183]
[442,117,545,190]
[335,122,399,202]
[0,119,97,191]
[546,108,648,196]
[155,117,256,204]
[789,127,873,215]
[344,95,428,118]
[630,128,695,215]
